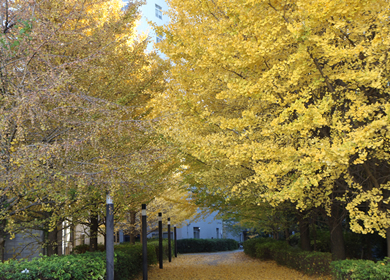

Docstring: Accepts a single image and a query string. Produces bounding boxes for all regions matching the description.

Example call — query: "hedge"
[177,238,238,253]
[148,240,175,261]
[0,252,106,280]
[331,258,390,280]
[244,237,332,276]
[0,242,159,280]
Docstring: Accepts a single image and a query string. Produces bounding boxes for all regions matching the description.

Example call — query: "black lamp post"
[106,194,114,280]
[174,224,177,258]
[168,218,171,262]
[158,212,163,269]
[142,204,147,280]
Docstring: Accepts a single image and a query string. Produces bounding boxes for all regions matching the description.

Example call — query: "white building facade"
[175,211,242,242]
[123,0,169,51]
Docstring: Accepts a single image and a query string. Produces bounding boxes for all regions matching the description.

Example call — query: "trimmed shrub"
[0,252,106,280]
[243,237,266,258]
[244,237,332,276]
[255,239,288,260]
[72,244,105,254]
[331,258,390,280]
[113,243,157,280]
[310,229,331,253]
[177,238,238,253]
[148,240,174,261]
[0,242,159,280]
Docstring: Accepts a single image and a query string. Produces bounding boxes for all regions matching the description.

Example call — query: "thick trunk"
[140,212,143,244]
[328,203,346,260]
[70,224,75,253]
[89,215,99,252]
[47,227,58,256]
[129,211,136,244]
[285,229,290,244]
[0,220,5,262]
[57,223,62,256]
[298,214,311,251]
[0,237,4,262]
[386,228,390,257]
[47,222,62,256]
[312,223,317,251]
[364,234,372,260]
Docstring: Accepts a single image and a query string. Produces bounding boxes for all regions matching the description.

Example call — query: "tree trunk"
[57,223,62,256]
[285,229,290,244]
[0,237,4,262]
[47,222,62,256]
[328,203,346,260]
[47,227,58,256]
[130,211,136,244]
[364,234,372,260]
[140,212,143,244]
[386,227,390,257]
[298,213,311,251]
[89,214,99,252]
[70,224,75,254]
[0,220,5,262]
[312,223,317,251]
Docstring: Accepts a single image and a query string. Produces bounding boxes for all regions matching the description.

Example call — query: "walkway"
[137,250,331,280]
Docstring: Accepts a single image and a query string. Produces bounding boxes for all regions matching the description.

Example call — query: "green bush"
[72,244,106,254]
[255,239,287,260]
[148,240,175,261]
[331,258,390,280]
[0,242,159,280]
[0,252,106,280]
[244,237,332,276]
[243,237,278,258]
[113,243,157,280]
[177,238,238,253]
[310,229,331,253]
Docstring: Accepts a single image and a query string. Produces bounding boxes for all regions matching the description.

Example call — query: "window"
[216,228,219,239]
[193,227,200,239]
[163,232,173,239]
[156,34,163,43]
[155,4,162,19]
[114,231,120,243]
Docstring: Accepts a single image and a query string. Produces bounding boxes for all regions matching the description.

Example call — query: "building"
[175,211,243,242]
[123,0,169,51]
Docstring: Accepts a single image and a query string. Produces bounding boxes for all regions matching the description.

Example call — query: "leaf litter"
[136,251,331,280]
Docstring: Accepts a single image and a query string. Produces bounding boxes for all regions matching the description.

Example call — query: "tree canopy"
[151,0,390,245]
[0,0,188,254]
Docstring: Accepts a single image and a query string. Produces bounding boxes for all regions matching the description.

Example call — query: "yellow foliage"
[151,0,390,236]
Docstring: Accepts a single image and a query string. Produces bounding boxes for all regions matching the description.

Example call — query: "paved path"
[136,250,331,280]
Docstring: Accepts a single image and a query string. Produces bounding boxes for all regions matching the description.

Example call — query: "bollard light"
[106,194,114,280]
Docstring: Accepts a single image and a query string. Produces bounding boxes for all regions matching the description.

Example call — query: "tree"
[0,0,172,258]
[151,0,390,259]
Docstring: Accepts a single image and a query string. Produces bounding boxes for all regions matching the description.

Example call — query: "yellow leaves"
[149,0,390,235]
[138,251,327,280]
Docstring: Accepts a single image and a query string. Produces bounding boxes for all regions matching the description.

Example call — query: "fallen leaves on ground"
[136,251,331,280]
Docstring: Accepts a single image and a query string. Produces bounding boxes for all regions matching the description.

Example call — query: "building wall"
[123,0,169,52]
[3,230,43,261]
[176,211,242,242]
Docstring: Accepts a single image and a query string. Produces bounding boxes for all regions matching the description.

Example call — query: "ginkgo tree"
[151,0,390,259]
[0,0,175,257]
